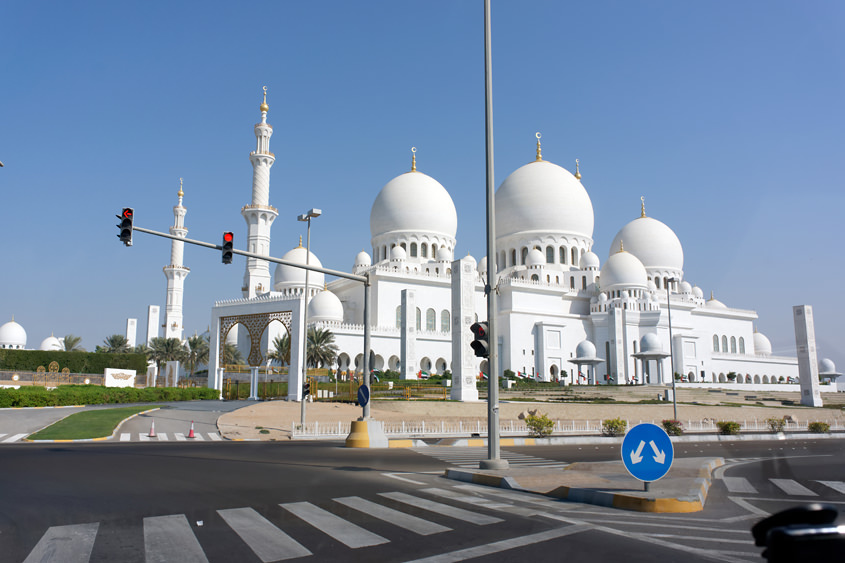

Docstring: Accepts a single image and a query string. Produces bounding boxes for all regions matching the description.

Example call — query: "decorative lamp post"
[298,208,321,425]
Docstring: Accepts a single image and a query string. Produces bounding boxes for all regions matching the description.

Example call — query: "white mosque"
[203,91,841,402]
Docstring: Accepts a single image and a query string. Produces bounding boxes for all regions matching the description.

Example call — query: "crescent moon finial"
[411,147,417,171]
[535,132,542,161]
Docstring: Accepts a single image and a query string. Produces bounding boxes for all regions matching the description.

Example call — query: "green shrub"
[766,417,786,433]
[808,421,830,434]
[525,413,555,437]
[503,369,516,380]
[717,421,741,435]
[662,419,684,436]
[0,349,147,374]
[601,418,627,437]
[0,385,218,407]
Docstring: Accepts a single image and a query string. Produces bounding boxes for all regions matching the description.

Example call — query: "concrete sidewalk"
[446,456,723,514]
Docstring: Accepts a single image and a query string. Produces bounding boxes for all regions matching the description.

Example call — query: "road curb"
[445,457,725,514]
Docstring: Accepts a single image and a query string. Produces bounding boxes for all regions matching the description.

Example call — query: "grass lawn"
[28,406,154,440]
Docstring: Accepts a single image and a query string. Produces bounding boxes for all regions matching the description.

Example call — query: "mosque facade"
[205,94,831,400]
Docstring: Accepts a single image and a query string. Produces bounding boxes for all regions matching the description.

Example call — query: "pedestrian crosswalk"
[19,487,525,562]
[721,476,845,497]
[411,446,569,469]
[0,433,29,443]
[124,432,222,442]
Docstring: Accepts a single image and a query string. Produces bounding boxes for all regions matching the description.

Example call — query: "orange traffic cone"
[148,420,157,438]
[187,420,196,439]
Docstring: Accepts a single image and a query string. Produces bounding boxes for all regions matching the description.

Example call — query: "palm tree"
[307,327,338,368]
[184,333,209,375]
[97,334,130,353]
[61,334,85,352]
[267,333,290,366]
[148,337,188,373]
[221,342,244,366]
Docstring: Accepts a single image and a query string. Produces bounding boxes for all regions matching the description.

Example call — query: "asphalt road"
[1,438,842,562]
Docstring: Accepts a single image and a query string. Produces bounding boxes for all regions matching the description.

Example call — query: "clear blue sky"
[2,1,843,369]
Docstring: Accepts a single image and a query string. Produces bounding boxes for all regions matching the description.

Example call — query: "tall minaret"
[242,86,278,298]
[163,179,190,340]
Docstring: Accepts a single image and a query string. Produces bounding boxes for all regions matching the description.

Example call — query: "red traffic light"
[223,232,233,242]
[122,208,133,219]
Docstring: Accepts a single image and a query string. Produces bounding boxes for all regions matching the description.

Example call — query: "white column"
[450,256,479,401]
[793,305,823,407]
[400,289,417,380]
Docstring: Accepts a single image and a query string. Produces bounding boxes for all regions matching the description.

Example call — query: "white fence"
[290,418,845,439]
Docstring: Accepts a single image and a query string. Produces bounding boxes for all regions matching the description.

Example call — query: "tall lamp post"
[299,208,321,425]
[666,277,678,420]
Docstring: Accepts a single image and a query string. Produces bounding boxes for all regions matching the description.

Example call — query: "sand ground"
[217,393,845,441]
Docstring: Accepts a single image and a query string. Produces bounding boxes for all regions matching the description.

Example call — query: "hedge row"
[0,385,218,407]
[0,350,148,375]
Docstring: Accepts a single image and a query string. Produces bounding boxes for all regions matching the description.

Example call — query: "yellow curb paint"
[524,438,535,446]
[500,439,515,446]
[612,495,703,513]
[466,439,485,447]
[389,439,414,448]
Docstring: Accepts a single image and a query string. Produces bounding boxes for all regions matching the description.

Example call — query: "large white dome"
[574,340,597,360]
[39,335,62,351]
[599,250,648,291]
[753,332,772,356]
[495,160,594,240]
[0,320,26,349]
[610,216,683,273]
[273,244,324,290]
[370,171,457,240]
[308,290,344,323]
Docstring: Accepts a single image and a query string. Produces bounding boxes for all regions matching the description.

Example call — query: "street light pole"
[667,277,678,420]
[299,208,321,425]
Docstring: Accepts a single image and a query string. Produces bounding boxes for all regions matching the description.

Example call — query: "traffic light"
[303,379,311,396]
[470,322,489,358]
[222,232,234,264]
[117,208,134,246]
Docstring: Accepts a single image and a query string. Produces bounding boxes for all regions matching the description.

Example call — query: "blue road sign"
[621,423,674,482]
[357,385,370,407]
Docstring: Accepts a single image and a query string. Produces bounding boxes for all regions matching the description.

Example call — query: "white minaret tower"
[242,86,279,298]
[163,179,189,340]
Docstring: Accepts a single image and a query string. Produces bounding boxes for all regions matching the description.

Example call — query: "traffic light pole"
[480,0,507,470]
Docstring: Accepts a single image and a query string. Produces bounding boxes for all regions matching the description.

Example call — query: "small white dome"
[308,290,344,323]
[647,280,657,291]
[525,248,545,267]
[753,332,772,356]
[477,256,487,273]
[580,251,600,270]
[819,358,837,374]
[706,296,728,309]
[39,335,62,351]
[390,245,407,261]
[599,250,648,291]
[679,281,692,294]
[0,320,26,348]
[273,244,325,291]
[436,246,453,261]
[598,292,608,302]
[610,215,683,273]
[692,286,704,299]
[370,171,458,240]
[640,333,663,353]
[575,340,597,360]
[354,250,371,268]
[495,160,594,241]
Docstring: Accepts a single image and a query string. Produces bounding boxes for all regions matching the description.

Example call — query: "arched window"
[546,246,554,264]
[426,308,436,332]
[396,306,402,329]
[571,247,577,265]
[440,310,450,332]
[546,275,550,283]
[410,242,417,257]
[722,335,728,353]
[713,335,719,352]
[416,308,421,331]
[510,249,517,266]
[655,277,661,289]
[521,247,529,264]
[421,243,428,258]
[560,246,568,264]
[531,274,539,282]
[739,337,745,354]
[400,242,406,250]
[570,277,575,289]
[730,336,737,354]
[383,245,387,260]
[581,276,587,289]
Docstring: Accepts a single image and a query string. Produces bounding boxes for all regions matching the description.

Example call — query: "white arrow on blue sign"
[621,423,674,482]
[357,385,370,407]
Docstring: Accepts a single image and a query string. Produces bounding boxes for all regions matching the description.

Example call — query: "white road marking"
[207,432,222,441]
[156,433,169,441]
[770,478,817,496]
[120,433,130,441]
[217,507,311,562]
[174,433,186,441]
[280,501,388,549]
[816,480,845,494]
[722,477,758,494]
[379,492,503,525]
[144,514,208,563]
[381,472,425,485]
[3,433,28,442]
[139,435,150,442]
[23,522,99,563]
[335,496,451,535]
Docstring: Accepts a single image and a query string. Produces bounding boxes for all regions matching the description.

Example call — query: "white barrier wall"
[104,368,137,388]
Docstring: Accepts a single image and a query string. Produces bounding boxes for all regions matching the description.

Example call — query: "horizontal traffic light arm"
[131,225,366,283]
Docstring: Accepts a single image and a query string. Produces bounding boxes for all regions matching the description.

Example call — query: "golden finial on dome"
[574,158,581,180]
[535,132,542,162]
[298,235,303,248]
[640,196,646,218]
[710,291,714,300]
[411,147,417,172]
[178,177,184,198]
[619,240,624,252]
[260,86,269,112]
